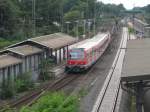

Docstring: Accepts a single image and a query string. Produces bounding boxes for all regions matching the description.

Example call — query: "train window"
[69,49,84,60]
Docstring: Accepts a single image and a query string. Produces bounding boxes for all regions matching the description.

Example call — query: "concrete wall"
[0,46,69,86]
[0,64,21,85]
[0,52,45,87]
[21,53,44,81]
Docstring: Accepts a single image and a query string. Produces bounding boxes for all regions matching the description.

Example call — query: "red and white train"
[65,32,111,72]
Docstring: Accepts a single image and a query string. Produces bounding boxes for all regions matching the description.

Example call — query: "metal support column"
[66,45,69,60]
[121,81,150,112]
[19,63,22,75]
[63,47,66,60]
[59,48,61,63]
[55,50,57,64]
[135,81,144,112]
[50,49,53,57]
[45,48,52,58]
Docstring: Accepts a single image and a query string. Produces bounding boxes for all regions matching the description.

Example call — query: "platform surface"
[121,38,150,82]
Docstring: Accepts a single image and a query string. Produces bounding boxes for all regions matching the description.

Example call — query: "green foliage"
[0,38,11,49]
[0,72,33,99]
[64,10,81,21]
[20,92,79,112]
[134,4,150,24]
[0,84,15,99]
[15,72,34,93]
[0,0,126,41]
[78,88,88,98]
[0,79,15,99]
[0,38,19,49]
[39,58,55,81]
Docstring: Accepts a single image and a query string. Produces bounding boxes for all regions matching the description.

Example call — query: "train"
[65,32,111,72]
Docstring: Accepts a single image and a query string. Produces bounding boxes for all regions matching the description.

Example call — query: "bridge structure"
[121,38,150,112]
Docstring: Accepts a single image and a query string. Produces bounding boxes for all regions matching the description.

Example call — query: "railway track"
[0,73,79,110]
[0,27,121,111]
[92,27,128,112]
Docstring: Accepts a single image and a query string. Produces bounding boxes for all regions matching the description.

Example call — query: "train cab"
[66,48,88,72]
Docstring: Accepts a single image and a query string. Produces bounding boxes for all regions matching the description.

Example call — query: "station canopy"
[8,45,43,56]
[29,33,76,50]
[121,38,150,82]
[0,55,22,69]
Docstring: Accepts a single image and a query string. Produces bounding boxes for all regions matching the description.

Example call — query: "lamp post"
[65,21,71,34]
[32,0,36,37]
[75,20,79,40]
[83,19,86,38]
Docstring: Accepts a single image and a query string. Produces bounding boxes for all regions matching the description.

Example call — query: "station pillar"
[121,81,150,112]
[55,50,57,64]
[59,48,61,63]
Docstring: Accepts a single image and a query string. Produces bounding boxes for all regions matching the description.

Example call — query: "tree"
[0,0,21,39]
[39,58,55,81]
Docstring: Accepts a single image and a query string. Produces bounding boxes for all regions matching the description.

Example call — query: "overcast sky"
[98,0,150,9]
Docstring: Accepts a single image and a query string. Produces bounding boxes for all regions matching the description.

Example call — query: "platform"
[121,38,150,82]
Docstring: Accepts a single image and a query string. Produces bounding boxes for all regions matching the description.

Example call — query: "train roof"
[71,33,109,50]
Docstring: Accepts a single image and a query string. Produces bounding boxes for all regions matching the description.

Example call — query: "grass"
[78,88,88,98]
[20,92,79,112]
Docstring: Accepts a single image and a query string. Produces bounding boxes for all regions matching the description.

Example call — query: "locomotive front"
[65,48,87,72]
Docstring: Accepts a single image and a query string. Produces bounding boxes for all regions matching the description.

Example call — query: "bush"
[39,58,55,81]
[15,72,34,93]
[0,38,20,50]
[20,92,79,112]
[0,38,12,49]
[0,81,15,99]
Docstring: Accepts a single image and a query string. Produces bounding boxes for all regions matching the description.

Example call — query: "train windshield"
[69,49,84,60]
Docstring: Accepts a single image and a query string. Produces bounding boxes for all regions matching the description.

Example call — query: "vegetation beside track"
[2,92,79,112]
[39,58,55,81]
[21,92,79,112]
[0,72,34,99]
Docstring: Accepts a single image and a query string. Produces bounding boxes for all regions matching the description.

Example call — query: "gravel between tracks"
[61,29,122,112]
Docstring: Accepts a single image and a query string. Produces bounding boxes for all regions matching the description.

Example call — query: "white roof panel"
[74,33,109,50]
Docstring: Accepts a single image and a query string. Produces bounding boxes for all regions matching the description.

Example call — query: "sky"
[98,0,150,9]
